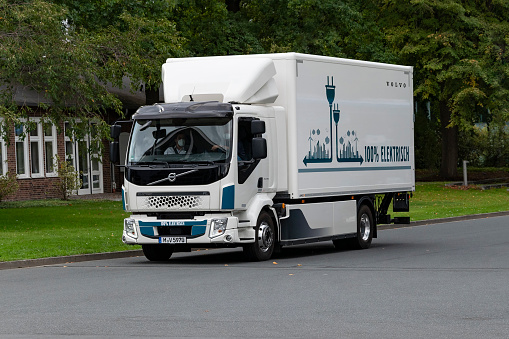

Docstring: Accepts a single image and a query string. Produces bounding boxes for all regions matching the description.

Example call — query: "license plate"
[159,237,186,244]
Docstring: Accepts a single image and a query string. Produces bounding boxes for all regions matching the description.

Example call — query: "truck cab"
[114,101,283,261]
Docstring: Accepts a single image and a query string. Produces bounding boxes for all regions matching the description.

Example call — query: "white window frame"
[15,120,29,179]
[0,118,8,176]
[29,118,44,178]
[43,122,58,177]
[64,120,104,195]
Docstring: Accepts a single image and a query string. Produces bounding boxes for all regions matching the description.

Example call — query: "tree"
[53,155,82,200]
[170,0,264,57]
[376,0,509,178]
[0,172,19,202]
[1,1,119,138]
[52,0,186,104]
[242,0,395,62]
[0,0,184,143]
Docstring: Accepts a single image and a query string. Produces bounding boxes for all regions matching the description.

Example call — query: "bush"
[459,124,509,167]
[0,172,19,202]
[53,155,83,200]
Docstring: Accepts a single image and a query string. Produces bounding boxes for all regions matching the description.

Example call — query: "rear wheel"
[142,244,174,261]
[352,204,373,249]
[333,204,373,250]
[243,211,275,261]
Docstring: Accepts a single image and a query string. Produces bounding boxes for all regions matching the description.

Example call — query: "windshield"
[127,117,232,165]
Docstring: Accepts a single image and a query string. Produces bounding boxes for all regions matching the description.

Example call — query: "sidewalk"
[68,192,122,201]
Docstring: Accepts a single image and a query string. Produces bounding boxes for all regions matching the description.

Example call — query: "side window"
[29,118,44,178]
[64,122,75,165]
[237,120,252,161]
[44,123,58,176]
[0,119,7,176]
[237,118,261,184]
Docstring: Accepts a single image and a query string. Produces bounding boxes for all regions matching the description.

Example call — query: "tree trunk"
[439,100,458,179]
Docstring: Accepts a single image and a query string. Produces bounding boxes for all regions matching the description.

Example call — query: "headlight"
[210,218,228,238]
[124,218,137,239]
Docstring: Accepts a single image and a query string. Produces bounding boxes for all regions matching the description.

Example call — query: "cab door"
[234,111,272,209]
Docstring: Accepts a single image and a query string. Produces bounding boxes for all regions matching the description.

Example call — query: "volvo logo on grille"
[147,169,198,186]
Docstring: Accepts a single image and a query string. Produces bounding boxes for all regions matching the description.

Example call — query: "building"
[0,80,147,201]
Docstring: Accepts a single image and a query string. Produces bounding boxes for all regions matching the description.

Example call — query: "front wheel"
[142,244,174,261]
[243,211,276,261]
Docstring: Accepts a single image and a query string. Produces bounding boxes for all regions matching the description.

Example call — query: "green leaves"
[244,0,394,62]
[1,0,507,171]
[0,0,184,141]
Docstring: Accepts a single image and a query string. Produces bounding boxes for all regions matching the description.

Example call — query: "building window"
[0,119,7,176]
[44,123,58,176]
[15,123,29,178]
[29,119,44,178]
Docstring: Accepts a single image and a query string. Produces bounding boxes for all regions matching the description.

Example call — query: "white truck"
[110,53,415,261]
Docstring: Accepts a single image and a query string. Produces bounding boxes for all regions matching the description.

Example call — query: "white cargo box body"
[270,54,415,198]
[162,53,415,199]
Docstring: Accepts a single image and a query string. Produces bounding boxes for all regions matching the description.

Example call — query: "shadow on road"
[134,241,383,266]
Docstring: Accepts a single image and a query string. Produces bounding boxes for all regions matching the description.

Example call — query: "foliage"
[53,0,186,92]
[459,124,509,167]
[242,0,395,62]
[170,0,264,56]
[0,0,184,143]
[414,101,441,169]
[0,172,19,202]
[376,0,509,176]
[53,154,82,200]
[1,0,508,173]
[0,0,122,133]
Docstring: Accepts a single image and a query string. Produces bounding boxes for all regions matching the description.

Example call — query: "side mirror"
[110,124,122,139]
[251,120,265,135]
[110,141,119,163]
[252,137,267,160]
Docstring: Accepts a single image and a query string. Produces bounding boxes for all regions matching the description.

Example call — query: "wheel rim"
[257,221,274,253]
[359,213,371,241]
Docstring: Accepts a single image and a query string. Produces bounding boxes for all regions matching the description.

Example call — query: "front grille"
[140,195,205,210]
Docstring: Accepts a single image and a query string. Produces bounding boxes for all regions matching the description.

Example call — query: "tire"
[332,204,373,251]
[142,244,174,261]
[243,211,276,261]
[351,204,374,249]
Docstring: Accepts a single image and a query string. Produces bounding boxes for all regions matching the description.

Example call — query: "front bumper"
[122,215,255,246]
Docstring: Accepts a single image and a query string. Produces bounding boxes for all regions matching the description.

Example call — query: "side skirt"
[280,233,356,247]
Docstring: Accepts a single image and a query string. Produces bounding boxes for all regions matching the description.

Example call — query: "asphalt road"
[1,215,508,338]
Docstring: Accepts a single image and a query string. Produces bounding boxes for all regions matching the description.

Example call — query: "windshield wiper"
[130,161,169,168]
[195,161,216,166]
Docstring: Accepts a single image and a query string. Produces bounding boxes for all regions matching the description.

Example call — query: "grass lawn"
[0,200,135,262]
[0,182,508,262]
[399,182,509,221]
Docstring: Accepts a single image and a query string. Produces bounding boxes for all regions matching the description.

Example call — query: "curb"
[378,210,509,230]
[0,250,143,271]
[2,211,509,270]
